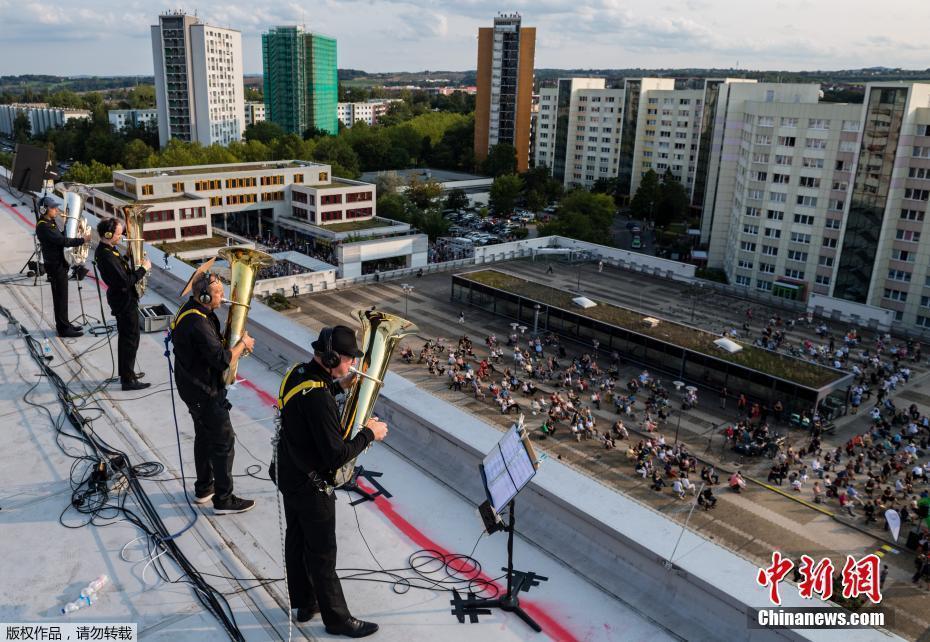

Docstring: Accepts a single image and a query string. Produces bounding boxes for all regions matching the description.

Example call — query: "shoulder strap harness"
[277,363,325,411]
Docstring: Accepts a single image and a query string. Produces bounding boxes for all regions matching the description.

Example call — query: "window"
[815,274,831,286]
[774,155,792,166]
[144,209,174,223]
[772,173,790,184]
[778,136,796,147]
[785,268,805,279]
[802,157,824,168]
[808,118,830,130]
[917,315,930,328]
[904,188,930,201]
[759,262,776,274]
[745,207,761,217]
[767,209,784,220]
[319,172,329,182]
[842,120,860,132]
[787,250,808,262]
[824,218,841,229]
[798,176,820,188]
[832,180,848,190]
[805,137,827,149]
[756,134,772,145]
[829,199,845,211]
[908,167,930,179]
[143,228,176,241]
[346,191,373,203]
[740,241,757,252]
[790,232,811,244]
[764,227,782,238]
[320,194,343,205]
[794,214,815,225]
[888,269,912,282]
[901,208,925,221]
[735,275,751,286]
[896,229,921,242]
[761,245,778,256]
[769,191,787,203]
[293,173,303,183]
[752,152,770,163]
[750,170,768,181]
[345,207,372,219]
[141,184,153,196]
[260,175,285,186]
[818,255,834,267]
[291,206,308,220]
[757,280,773,291]
[913,147,930,159]
[261,191,285,202]
[883,288,908,302]
[780,117,798,127]
[321,210,343,222]
[747,189,764,200]
[195,179,221,191]
[743,224,759,235]
[737,258,754,269]
[796,195,818,207]
[180,225,207,238]
[172,181,184,193]
[822,237,838,248]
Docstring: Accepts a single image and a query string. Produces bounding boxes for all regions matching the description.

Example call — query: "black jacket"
[94,243,146,316]
[276,359,374,494]
[171,297,231,405]
[36,216,84,269]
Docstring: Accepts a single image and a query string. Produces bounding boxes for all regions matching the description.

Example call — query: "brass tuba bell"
[57,182,92,268]
[121,202,153,298]
[218,247,274,385]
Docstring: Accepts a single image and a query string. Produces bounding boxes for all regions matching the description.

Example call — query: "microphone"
[349,366,382,385]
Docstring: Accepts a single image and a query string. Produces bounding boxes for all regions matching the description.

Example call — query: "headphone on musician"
[318,327,341,369]
[197,272,217,305]
[97,217,118,240]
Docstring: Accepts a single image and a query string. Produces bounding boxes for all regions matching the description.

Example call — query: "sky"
[1,0,930,76]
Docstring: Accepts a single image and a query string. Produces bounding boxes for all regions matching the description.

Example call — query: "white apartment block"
[630,88,704,196]
[0,104,90,137]
[244,101,266,127]
[151,12,245,148]
[107,109,158,132]
[336,99,401,127]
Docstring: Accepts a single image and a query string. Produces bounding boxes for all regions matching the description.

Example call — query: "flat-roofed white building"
[108,109,158,132]
[244,102,265,127]
[0,103,91,137]
[336,99,401,127]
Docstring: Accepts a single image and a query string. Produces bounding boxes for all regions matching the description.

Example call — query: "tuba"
[218,247,274,385]
[57,183,92,268]
[122,203,152,298]
[333,309,418,487]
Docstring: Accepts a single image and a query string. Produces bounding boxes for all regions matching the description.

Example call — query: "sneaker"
[192,488,214,505]
[213,495,255,515]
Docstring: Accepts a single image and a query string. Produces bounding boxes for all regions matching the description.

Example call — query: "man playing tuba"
[172,258,256,515]
[94,217,151,391]
[35,196,90,338]
[273,326,386,637]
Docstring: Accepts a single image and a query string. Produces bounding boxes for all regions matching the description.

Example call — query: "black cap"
[38,196,58,210]
[313,325,363,359]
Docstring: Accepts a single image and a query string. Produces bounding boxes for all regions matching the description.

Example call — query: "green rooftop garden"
[156,235,234,253]
[321,218,396,233]
[462,270,843,389]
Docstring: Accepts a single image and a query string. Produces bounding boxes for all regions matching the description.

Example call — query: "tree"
[538,190,615,244]
[64,160,122,184]
[244,86,263,102]
[12,111,30,143]
[244,120,285,144]
[123,138,154,169]
[46,89,83,109]
[489,173,523,215]
[629,169,660,222]
[375,171,404,195]
[655,169,690,228]
[411,209,450,241]
[481,143,517,177]
[444,188,468,211]
[405,176,443,210]
[312,137,360,178]
[0,151,12,170]
[376,192,408,222]
[127,85,156,109]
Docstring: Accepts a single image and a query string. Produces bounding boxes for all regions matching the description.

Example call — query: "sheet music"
[482,424,538,514]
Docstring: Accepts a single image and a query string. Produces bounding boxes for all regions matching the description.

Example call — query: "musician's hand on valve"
[142,257,152,271]
[365,417,388,441]
[239,331,255,354]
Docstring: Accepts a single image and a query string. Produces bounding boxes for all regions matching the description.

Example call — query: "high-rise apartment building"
[262,26,338,136]
[474,14,536,172]
[151,11,245,148]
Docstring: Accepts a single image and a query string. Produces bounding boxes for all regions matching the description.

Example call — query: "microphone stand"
[90,260,118,385]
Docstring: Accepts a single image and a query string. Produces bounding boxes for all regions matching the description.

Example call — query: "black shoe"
[192,488,214,505]
[69,324,83,332]
[325,618,379,638]
[121,380,151,391]
[134,371,145,380]
[295,606,318,623]
[57,328,83,338]
[213,496,255,515]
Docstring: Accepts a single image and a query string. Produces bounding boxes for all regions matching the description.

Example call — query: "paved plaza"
[289,258,930,641]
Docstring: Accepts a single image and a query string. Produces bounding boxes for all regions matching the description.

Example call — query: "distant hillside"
[0,75,153,94]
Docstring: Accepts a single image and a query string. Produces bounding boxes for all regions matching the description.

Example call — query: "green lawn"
[462,270,842,388]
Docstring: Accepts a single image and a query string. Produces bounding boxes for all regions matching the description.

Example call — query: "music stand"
[451,415,545,632]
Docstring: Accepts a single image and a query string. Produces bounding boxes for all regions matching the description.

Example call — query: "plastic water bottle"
[61,575,108,614]
[42,338,53,361]
[87,575,109,593]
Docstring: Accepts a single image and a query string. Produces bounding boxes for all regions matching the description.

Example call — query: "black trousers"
[47,266,71,333]
[115,308,140,383]
[283,490,351,626]
[186,396,235,504]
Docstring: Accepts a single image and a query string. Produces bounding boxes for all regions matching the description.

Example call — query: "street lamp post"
[401,283,413,317]
[675,410,683,446]
[533,303,541,336]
